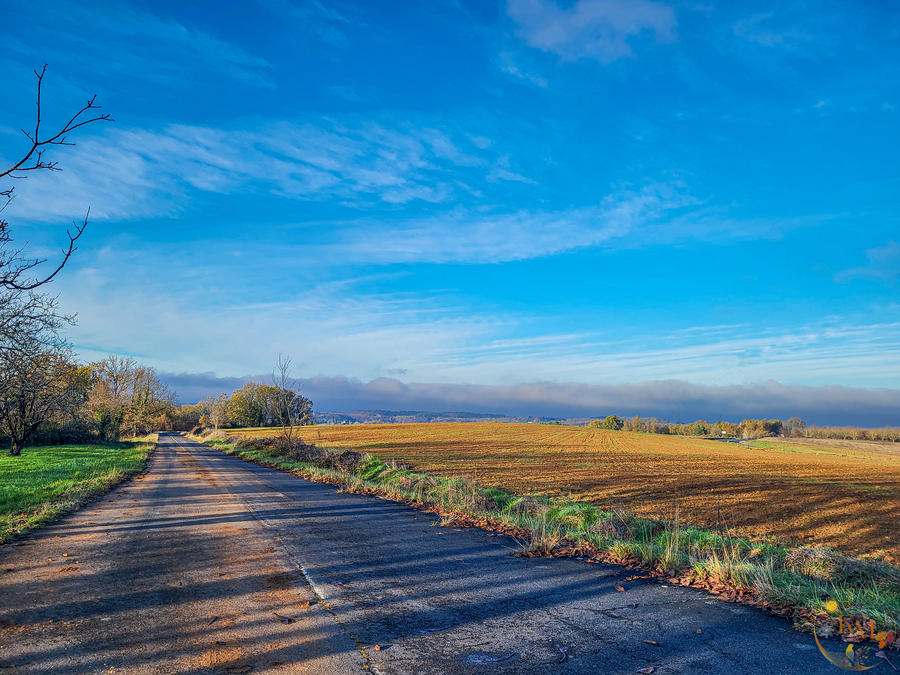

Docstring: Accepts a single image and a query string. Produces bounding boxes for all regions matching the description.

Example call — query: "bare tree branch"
[0,65,112,291]
[0,65,113,180]
[270,354,313,445]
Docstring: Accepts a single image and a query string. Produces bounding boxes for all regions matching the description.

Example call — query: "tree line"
[171,381,314,433]
[589,415,800,438]
[587,414,803,437]
[0,352,318,454]
[587,415,899,441]
[0,354,176,454]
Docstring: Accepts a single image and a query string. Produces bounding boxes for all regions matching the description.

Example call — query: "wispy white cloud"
[327,85,364,101]
[308,180,698,264]
[507,0,676,63]
[837,240,900,284]
[488,155,539,183]
[57,246,900,398]
[731,12,814,54]
[5,115,813,267]
[266,0,359,48]
[6,1,273,87]
[414,319,900,389]
[59,259,502,384]
[2,104,829,270]
[0,137,178,222]
[3,119,501,221]
[499,51,548,87]
[725,7,846,68]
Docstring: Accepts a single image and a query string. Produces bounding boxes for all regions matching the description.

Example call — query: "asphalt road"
[0,434,842,674]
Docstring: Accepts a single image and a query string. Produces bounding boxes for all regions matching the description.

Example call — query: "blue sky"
[2,0,899,423]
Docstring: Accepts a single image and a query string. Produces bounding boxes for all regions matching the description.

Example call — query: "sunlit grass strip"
[0,437,157,543]
[199,433,900,635]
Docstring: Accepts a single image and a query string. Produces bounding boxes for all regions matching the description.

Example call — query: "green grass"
[198,432,900,635]
[0,437,157,543]
[747,440,871,460]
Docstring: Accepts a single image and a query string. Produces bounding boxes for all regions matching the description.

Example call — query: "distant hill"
[314,410,594,426]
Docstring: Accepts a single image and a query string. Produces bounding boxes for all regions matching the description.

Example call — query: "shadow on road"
[0,435,844,674]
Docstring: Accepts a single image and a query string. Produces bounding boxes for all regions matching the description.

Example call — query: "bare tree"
[0,288,71,355]
[0,66,115,455]
[1,65,112,291]
[86,355,135,441]
[0,336,79,456]
[87,356,176,441]
[127,366,176,437]
[271,354,313,446]
[203,393,229,431]
[0,283,78,454]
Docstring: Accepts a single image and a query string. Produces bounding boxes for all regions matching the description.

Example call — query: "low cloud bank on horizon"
[160,373,900,428]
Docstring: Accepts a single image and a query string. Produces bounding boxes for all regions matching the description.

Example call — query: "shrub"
[602,415,624,431]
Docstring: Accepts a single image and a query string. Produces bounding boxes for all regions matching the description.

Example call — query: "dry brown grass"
[230,423,900,561]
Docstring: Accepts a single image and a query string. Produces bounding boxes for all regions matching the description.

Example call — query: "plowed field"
[231,424,900,560]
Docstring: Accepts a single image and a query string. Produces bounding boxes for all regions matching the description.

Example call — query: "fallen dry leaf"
[642,640,661,646]
[614,582,625,592]
[637,668,655,674]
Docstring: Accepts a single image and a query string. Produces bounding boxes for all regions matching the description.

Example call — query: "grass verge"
[0,436,157,543]
[195,430,900,645]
